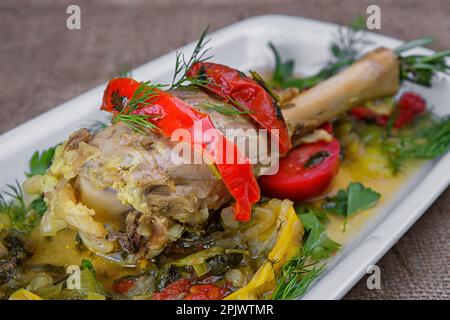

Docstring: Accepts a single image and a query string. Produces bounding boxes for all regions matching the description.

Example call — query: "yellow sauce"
[323,160,421,244]
[28,229,138,291]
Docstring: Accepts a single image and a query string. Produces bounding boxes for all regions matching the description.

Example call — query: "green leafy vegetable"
[323,182,381,230]
[297,207,341,261]
[26,147,56,177]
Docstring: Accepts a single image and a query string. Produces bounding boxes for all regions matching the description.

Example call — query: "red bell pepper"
[186,62,292,156]
[394,91,426,128]
[350,92,426,129]
[102,78,260,222]
[151,278,229,300]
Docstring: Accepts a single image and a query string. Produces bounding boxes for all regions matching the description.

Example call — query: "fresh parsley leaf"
[346,183,380,215]
[323,182,381,230]
[296,206,340,261]
[26,147,56,177]
[30,196,47,216]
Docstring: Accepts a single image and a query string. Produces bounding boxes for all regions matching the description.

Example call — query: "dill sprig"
[0,181,47,233]
[272,252,325,300]
[169,27,213,89]
[112,81,164,134]
[384,113,450,173]
[114,114,160,135]
[199,102,252,116]
[269,16,367,90]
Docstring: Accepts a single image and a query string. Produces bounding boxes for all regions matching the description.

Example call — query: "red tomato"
[184,284,229,300]
[258,139,340,201]
[112,278,135,294]
[152,278,229,300]
[394,91,426,128]
[152,279,192,300]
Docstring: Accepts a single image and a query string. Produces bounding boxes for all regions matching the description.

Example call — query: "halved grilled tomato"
[259,139,340,201]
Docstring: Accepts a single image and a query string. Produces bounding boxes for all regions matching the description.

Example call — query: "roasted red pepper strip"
[187,62,292,156]
[102,78,260,222]
[350,92,426,129]
[152,278,229,300]
[394,91,426,128]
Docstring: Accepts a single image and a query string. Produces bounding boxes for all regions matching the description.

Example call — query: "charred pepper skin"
[187,62,292,156]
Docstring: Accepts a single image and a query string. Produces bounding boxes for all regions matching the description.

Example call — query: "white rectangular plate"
[1,15,449,299]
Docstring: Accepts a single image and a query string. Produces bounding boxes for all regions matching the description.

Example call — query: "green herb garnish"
[0,182,47,233]
[384,114,450,173]
[170,27,212,89]
[323,182,381,231]
[272,206,340,300]
[200,102,251,116]
[269,16,367,90]
[297,206,341,260]
[112,81,164,134]
[272,251,324,300]
[26,147,56,177]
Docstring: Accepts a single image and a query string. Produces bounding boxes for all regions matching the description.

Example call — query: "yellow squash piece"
[225,199,303,300]
[9,289,43,300]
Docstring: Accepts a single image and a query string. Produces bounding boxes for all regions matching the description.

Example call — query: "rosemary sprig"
[169,27,213,89]
[394,37,435,54]
[397,38,450,87]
